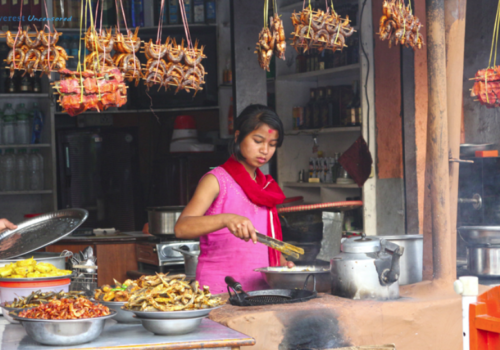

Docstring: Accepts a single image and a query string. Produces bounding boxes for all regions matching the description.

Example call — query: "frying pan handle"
[302,274,317,293]
[225,276,242,292]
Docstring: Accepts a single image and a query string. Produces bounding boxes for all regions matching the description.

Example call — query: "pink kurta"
[196,167,269,294]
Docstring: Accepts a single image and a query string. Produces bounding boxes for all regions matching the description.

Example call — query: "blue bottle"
[205,0,215,23]
[131,0,144,27]
[168,0,179,24]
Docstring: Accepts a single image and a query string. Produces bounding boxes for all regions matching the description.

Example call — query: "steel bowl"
[457,226,500,246]
[134,315,204,335]
[10,310,116,346]
[99,300,139,324]
[255,266,331,293]
[123,305,222,319]
[0,302,24,324]
[460,143,496,157]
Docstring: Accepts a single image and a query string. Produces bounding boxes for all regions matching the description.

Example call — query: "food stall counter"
[0,318,255,350]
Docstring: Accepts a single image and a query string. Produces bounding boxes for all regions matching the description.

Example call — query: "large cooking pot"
[330,235,404,300]
[147,206,185,236]
[457,226,500,276]
[383,235,423,285]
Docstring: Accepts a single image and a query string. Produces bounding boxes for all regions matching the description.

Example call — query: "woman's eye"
[254,140,262,144]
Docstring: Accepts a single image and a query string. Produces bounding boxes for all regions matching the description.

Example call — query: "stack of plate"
[124,307,222,335]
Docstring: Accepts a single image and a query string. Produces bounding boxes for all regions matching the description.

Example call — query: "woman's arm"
[174,174,259,242]
[0,219,17,232]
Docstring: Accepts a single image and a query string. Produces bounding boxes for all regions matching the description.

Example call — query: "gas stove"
[135,236,199,274]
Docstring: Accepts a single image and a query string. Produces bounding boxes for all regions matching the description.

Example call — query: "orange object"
[0,278,71,288]
[470,286,500,349]
[142,223,151,235]
[475,150,498,157]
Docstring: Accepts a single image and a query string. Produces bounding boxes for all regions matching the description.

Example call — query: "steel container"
[0,303,22,324]
[467,246,500,276]
[0,251,72,271]
[382,235,423,285]
[99,300,139,324]
[172,245,200,277]
[254,266,331,293]
[147,206,185,236]
[11,310,116,346]
[124,305,221,319]
[135,315,204,335]
[460,143,495,157]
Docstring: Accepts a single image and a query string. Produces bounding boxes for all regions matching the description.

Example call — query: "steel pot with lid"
[330,234,404,300]
[147,206,185,236]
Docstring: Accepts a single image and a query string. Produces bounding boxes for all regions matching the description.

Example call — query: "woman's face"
[236,123,279,168]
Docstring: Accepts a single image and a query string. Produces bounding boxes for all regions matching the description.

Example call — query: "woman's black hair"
[229,104,284,161]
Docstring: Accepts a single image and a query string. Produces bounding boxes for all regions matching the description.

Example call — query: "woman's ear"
[234,130,240,142]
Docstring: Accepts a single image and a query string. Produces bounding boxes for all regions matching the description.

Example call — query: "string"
[485,0,500,104]
[264,0,268,28]
[153,0,166,83]
[78,0,84,103]
[179,0,193,50]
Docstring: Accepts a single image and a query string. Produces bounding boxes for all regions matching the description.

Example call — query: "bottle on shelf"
[154,0,168,24]
[326,86,341,127]
[32,72,42,93]
[5,72,16,93]
[205,0,216,24]
[20,75,31,93]
[15,103,31,145]
[312,88,324,128]
[184,0,193,23]
[344,81,361,126]
[15,148,28,191]
[2,103,16,145]
[131,0,144,27]
[2,149,16,191]
[318,87,329,128]
[102,0,116,28]
[193,0,205,23]
[168,0,179,24]
[319,50,326,70]
[303,89,315,129]
[31,103,44,144]
[227,97,234,135]
[28,149,44,190]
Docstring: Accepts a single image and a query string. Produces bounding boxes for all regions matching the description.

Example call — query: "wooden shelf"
[283,182,360,189]
[285,126,361,135]
[280,0,359,12]
[0,144,51,149]
[0,190,53,195]
[59,24,217,33]
[0,93,50,98]
[55,105,219,116]
[277,64,360,82]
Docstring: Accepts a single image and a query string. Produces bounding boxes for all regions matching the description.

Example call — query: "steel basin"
[0,303,23,324]
[10,310,116,346]
[134,315,204,335]
[467,246,500,276]
[382,235,423,285]
[254,266,330,293]
[99,301,139,324]
[147,206,185,236]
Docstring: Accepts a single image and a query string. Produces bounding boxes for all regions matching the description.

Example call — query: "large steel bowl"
[134,315,204,335]
[10,310,116,346]
[0,302,23,324]
[457,226,500,246]
[99,300,139,324]
[254,266,331,293]
[124,305,222,319]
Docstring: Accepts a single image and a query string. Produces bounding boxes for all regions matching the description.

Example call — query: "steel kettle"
[330,234,404,300]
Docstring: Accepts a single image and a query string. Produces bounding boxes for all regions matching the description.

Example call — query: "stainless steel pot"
[330,235,404,300]
[147,206,185,236]
[467,245,500,276]
[172,245,200,277]
[254,266,330,293]
[0,251,73,270]
[383,235,423,285]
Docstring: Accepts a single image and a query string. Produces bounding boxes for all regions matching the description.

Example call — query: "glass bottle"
[28,148,44,190]
[2,103,16,145]
[2,149,16,191]
[318,50,325,70]
[205,0,216,24]
[345,81,361,126]
[303,89,315,129]
[53,0,66,28]
[312,88,324,128]
[326,86,341,127]
[15,103,31,144]
[184,0,192,23]
[20,75,31,93]
[131,0,144,27]
[168,0,179,24]
[193,0,205,23]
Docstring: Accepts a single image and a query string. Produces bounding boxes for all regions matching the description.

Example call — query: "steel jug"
[330,234,404,300]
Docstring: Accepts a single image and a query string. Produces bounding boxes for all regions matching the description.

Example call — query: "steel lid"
[0,209,88,260]
[341,236,381,253]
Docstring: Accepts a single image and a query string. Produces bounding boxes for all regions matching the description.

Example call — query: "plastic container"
[15,104,31,144]
[2,149,16,191]
[0,278,71,310]
[15,149,28,191]
[28,149,44,190]
[2,103,15,145]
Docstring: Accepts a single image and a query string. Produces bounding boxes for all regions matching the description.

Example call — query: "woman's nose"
[260,143,269,154]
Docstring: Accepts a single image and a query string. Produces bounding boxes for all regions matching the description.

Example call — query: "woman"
[175,104,294,294]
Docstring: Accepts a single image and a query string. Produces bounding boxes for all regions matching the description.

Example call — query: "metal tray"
[0,273,74,282]
[0,209,88,260]
[124,305,223,319]
[10,309,117,323]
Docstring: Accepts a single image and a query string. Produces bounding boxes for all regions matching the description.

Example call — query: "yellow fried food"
[15,266,34,275]
[0,258,72,279]
[35,265,52,273]
[0,267,13,277]
[16,257,36,267]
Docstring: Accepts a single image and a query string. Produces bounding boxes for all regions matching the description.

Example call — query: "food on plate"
[122,273,224,311]
[94,278,137,302]
[5,290,87,309]
[0,257,72,278]
[18,297,110,319]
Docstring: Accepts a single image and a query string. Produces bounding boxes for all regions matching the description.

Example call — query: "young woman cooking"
[175,104,294,294]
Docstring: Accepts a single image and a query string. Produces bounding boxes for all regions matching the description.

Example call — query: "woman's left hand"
[280,254,295,268]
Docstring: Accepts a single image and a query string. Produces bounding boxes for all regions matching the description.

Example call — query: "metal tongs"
[255,231,304,259]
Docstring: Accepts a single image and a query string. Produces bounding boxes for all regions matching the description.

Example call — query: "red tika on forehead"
[268,128,276,133]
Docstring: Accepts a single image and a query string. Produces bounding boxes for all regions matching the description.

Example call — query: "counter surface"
[0,318,255,350]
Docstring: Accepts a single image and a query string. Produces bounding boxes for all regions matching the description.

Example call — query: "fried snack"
[19,298,110,319]
[0,258,72,279]
[471,66,500,108]
[123,273,224,312]
[378,0,424,49]
[6,290,87,309]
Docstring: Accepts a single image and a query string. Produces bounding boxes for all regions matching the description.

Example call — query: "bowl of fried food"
[121,273,224,335]
[93,279,139,324]
[10,297,116,346]
[1,290,88,324]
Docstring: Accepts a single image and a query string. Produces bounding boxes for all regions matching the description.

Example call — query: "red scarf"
[221,157,285,266]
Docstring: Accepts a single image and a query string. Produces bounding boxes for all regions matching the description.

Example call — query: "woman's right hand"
[0,219,17,232]
[224,214,258,243]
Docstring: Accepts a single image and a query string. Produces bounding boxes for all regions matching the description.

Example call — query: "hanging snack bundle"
[113,27,142,86]
[255,0,286,71]
[378,0,424,49]
[84,28,116,71]
[290,6,355,53]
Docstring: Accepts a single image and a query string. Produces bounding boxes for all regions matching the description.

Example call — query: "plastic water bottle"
[28,149,44,190]
[2,103,16,145]
[131,0,144,27]
[15,104,31,145]
[15,149,28,191]
[2,149,16,191]
[31,103,44,144]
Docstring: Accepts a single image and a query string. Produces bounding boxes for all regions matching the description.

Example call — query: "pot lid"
[341,235,381,253]
[0,209,88,260]
[277,200,362,214]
